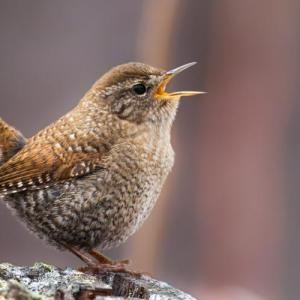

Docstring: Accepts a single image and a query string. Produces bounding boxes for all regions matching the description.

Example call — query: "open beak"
[155,62,206,100]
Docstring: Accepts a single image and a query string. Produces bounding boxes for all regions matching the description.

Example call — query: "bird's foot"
[63,244,143,277]
[108,258,130,265]
[78,262,126,273]
[78,263,146,278]
[88,249,130,266]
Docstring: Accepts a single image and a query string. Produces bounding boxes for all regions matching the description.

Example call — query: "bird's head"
[91,62,204,126]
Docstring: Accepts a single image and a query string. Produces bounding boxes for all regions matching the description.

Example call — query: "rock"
[0,263,196,300]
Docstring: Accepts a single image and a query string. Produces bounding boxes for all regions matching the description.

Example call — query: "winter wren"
[0,62,203,270]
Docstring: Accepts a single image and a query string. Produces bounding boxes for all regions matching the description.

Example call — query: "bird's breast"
[89,136,175,249]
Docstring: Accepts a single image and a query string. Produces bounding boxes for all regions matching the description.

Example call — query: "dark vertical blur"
[196,2,299,299]
[1,1,300,299]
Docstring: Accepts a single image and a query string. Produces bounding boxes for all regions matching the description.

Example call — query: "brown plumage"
[0,62,203,271]
[0,118,26,164]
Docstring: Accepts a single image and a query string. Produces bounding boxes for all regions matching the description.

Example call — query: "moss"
[0,263,196,300]
[0,279,50,300]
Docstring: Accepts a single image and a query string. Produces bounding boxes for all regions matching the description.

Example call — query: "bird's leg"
[63,243,139,276]
[63,246,147,278]
[88,249,130,266]
[82,249,140,276]
[63,244,126,270]
[85,249,144,277]
[64,244,97,267]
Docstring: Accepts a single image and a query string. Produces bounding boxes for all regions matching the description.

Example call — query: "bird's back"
[0,118,26,165]
[0,102,112,195]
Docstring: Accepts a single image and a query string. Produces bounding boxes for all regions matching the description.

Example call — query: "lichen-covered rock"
[0,263,196,300]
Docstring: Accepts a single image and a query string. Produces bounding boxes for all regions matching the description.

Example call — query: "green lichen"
[0,263,196,300]
[0,279,50,300]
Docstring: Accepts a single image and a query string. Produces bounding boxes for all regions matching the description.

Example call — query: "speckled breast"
[86,140,175,250]
[5,140,175,251]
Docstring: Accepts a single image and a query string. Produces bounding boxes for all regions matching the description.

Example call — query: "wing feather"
[0,129,106,195]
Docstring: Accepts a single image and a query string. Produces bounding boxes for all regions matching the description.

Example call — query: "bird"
[0,62,204,271]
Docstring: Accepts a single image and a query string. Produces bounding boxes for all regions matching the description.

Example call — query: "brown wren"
[0,62,203,271]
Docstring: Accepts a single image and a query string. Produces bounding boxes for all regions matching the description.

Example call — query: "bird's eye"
[132,84,147,95]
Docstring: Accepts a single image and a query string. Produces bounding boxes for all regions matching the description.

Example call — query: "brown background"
[0,1,300,299]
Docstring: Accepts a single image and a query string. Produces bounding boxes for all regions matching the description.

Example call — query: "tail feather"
[0,118,26,166]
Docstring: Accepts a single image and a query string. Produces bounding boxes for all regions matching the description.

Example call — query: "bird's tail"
[0,118,26,166]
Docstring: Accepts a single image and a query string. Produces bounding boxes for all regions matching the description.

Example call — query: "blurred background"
[0,1,299,299]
